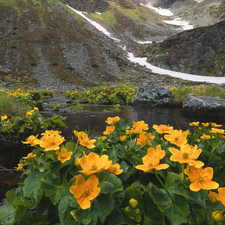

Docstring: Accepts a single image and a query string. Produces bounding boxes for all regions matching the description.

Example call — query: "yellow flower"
[217,187,225,208]
[147,145,165,159]
[184,166,219,192]
[135,133,147,147]
[212,211,224,223]
[38,132,65,151]
[77,132,96,149]
[105,116,121,125]
[184,129,191,136]
[79,152,112,175]
[169,144,204,168]
[26,111,32,116]
[15,163,23,171]
[22,152,36,160]
[211,122,222,128]
[211,128,225,135]
[103,125,115,135]
[135,152,169,173]
[34,107,39,111]
[152,124,173,134]
[133,120,149,133]
[208,191,219,204]
[201,122,209,128]
[190,122,199,126]
[120,135,127,142]
[218,134,225,140]
[201,134,211,140]
[70,174,101,209]
[56,148,72,163]
[22,135,39,146]
[107,163,123,175]
[164,129,187,147]
[1,115,7,121]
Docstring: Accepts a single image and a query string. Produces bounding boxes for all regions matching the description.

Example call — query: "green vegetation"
[1,116,225,224]
[170,85,225,106]
[67,84,137,105]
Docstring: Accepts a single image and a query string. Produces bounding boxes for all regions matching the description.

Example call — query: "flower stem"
[209,203,214,225]
[99,172,110,187]
[153,170,173,204]
[182,164,186,183]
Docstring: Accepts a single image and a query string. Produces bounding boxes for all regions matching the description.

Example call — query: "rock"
[181,95,225,117]
[131,84,174,107]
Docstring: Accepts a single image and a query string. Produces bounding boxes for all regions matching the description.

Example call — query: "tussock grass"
[170,85,225,106]
[0,92,31,117]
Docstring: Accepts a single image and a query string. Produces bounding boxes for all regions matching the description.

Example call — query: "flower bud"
[212,211,224,223]
[129,198,138,208]
[120,135,127,142]
[100,136,107,142]
[125,206,131,212]
[208,191,219,204]
[135,209,140,214]
[197,139,201,143]
[74,158,81,167]
[101,149,107,154]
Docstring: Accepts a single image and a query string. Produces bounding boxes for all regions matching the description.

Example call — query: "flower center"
[182,153,189,159]
[83,189,90,198]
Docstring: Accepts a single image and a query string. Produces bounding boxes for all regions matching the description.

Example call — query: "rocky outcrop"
[181,95,225,117]
[131,84,174,107]
[142,19,225,77]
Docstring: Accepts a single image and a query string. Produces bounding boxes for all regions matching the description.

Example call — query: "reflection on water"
[48,105,225,137]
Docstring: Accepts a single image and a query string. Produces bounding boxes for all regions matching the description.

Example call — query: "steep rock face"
[141,19,225,77]
[0,0,142,90]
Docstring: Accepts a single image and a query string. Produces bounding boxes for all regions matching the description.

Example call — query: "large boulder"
[181,95,225,117]
[131,84,174,107]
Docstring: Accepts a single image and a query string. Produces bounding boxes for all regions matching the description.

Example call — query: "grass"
[170,85,225,106]
[0,92,31,118]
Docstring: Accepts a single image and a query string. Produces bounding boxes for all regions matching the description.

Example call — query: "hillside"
[140,19,225,77]
[0,0,185,91]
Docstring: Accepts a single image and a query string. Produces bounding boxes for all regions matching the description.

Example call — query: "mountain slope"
[141,19,225,77]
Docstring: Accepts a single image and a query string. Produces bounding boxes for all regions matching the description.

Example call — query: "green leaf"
[104,206,128,225]
[165,172,207,206]
[116,119,132,131]
[23,170,48,196]
[115,144,125,158]
[148,182,189,225]
[100,181,115,194]
[0,203,16,225]
[17,211,47,225]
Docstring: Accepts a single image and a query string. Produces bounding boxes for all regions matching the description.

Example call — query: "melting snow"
[66,5,225,84]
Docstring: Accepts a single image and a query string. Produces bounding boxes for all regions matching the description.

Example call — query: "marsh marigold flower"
[15,163,23,171]
[184,166,219,192]
[22,135,38,146]
[107,163,123,175]
[164,129,187,146]
[211,122,222,128]
[218,134,225,140]
[56,148,72,163]
[201,122,209,128]
[147,145,165,159]
[79,152,112,175]
[70,174,101,209]
[105,116,120,125]
[208,191,219,204]
[135,152,169,173]
[212,211,224,223]
[103,125,115,135]
[201,134,211,140]
[79,132,96,148]
[1,115,7,121]
[37,131,65,151]
[152,124,173,134]
[22,152,36,160]
[211,128,225,135]
[169,144,204,168]
[120,135,127,142]
[217,187,225,208]
[133,120,148,133]
[190,122,199,126]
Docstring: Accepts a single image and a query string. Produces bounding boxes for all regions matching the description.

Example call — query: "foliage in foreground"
[1,117,225,224]
[0,108,66,144]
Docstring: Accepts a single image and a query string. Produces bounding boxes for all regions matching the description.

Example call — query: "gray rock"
[131,84,174,107]
[181,95,225,117]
